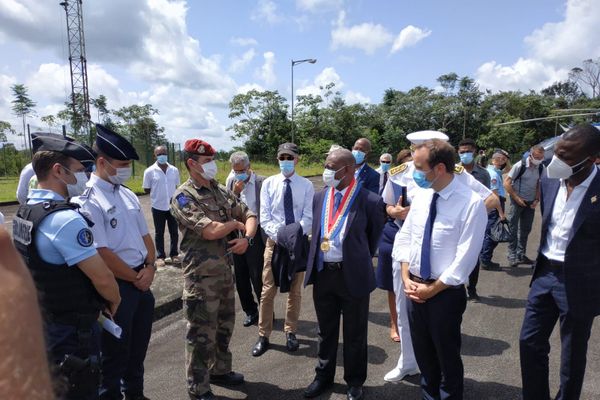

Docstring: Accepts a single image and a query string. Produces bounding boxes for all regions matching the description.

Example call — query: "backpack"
[513,156,543,183]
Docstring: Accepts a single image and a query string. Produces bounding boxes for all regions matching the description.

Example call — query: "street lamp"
[291,58,317,143]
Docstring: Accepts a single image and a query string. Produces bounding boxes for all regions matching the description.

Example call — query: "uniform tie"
[380,172,388,195]
[284,178,295,225]
[420,192,439,280]
[334,192,342,213]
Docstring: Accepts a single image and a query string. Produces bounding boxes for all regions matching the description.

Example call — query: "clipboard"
[391,182,408,207]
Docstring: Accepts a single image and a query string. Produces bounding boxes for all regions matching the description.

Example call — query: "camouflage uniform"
[170,178,255,398]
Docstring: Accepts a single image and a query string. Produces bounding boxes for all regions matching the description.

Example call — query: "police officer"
[170,139,257,400]
[12,136,120,400]
[73,124,156,400]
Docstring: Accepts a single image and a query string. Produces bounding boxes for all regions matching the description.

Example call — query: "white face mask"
[68,172,89,197]
[546,154,589,179]
[322,167,344,188]
[530,156,543,166]
[199,160,218,180]
[106,162,132,185]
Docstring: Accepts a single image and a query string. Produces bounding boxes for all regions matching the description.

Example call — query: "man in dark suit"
[520,124,600,400]
[303,149,385,400]
[352,138,380,194]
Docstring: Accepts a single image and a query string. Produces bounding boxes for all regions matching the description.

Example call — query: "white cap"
[406,130,449,145]
[325,144,344,154]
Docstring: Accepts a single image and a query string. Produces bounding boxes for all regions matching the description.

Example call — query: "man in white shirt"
[375,153,392,195]
[16,162,36,205]
[143,146,181,268]
[520,124,600,400]
[251,143,314,357]
[395,139,487,399]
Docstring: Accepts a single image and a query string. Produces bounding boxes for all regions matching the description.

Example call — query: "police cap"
[95,123,139,161]
[184,139,216,156]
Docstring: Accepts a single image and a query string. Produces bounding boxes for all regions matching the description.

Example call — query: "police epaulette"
[79,187,92,198]
[390,163,408,176]
[454,164,465,174]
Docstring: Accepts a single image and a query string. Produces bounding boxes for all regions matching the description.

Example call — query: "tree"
[11,84,36,151]
[91,95,109,123]
[569,58,600,98]
[0,121,13,143]
[541,80,584,108]
[40,115,58,132]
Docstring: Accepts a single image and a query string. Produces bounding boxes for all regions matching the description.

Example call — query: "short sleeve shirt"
[142,162,180,211]
[508,159,540,201]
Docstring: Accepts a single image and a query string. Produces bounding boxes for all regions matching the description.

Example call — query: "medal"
[320,239,330,252]
[320,179,361,253]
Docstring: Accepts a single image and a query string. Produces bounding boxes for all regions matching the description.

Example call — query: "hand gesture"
[227,238,249,255]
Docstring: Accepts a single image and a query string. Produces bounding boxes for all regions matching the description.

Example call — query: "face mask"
[106,161,132,185]
[157,154,168,164]
[60,167,89,197]
[413,169,434,189]
[498,163,507,171]
[380,163,391,172]
[198,160,218,180]
[352,150,366,165]
[279,160,295,175]
[234,172,248,182]
[459,152,474,165]
[322,167,345,188]
[546,155,589,179]
[530,156,542,166]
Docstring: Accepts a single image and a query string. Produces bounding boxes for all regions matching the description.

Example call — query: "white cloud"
[251,0,283,24]
[237,83,265,94]
[390,25,431,53]
[475,0,600,92]
[229,49,256,73]
[345,90,370,104]
[230,37,258,47]
[257,51,276,87]
[331,11,393,55]
[296,0,343,12]
[296,66,370,104]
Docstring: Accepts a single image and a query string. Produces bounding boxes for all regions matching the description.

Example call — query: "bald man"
[352,138,380,194]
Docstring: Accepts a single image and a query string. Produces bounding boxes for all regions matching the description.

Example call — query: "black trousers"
[151,208,179,259]
[313,267,370,387]
[232,233,265,316]
[467,260,480,294]
[407,286,467,400]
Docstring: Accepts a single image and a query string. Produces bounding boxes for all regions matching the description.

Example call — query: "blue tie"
[420,192,439,280]
[284,178,295,225]
[334,192,342,213]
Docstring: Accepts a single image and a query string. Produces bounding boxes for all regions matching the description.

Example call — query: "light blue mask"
[157,155,168,164]
[352,150,366,164]
[235,172,248,182]
[413,169,433,189]
[279,160,295,175]
[459,152,474,165]
[380,163,391,172]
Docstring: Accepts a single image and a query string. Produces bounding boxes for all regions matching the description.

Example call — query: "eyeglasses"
[278,155,294,161]
[380,160,391,164]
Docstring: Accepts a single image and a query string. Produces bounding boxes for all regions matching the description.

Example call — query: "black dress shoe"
[519,255,534,265]
[252,336,269,357]
[467,289,480,302]
[347,386,364,400]
[304,379,333,398]
[286,332,299,352]
[210,371,244,385]
[243,312,259,327]
[192,391,215,400]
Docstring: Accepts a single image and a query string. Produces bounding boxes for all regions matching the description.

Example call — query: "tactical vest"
[13,200,104,321]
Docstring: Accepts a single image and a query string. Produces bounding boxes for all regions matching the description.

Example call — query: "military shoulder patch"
[78,187,92,199]
[390,163,408,176]
[176,192,189,207]
[454,164,465,174]
[77,228,94,247]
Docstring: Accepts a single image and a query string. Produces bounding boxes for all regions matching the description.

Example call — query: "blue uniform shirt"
[487,166,506,198]
[27,189,96,266]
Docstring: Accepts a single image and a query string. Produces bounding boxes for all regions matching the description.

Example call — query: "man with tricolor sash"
[303,148,385,400]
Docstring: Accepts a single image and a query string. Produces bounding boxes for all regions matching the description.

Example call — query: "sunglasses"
[278,155,295,161]
[380,160,391,164]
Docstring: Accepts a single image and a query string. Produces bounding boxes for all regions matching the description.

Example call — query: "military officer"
[73,124,156,400]
[12,135,120,399]
[170,139,258,400]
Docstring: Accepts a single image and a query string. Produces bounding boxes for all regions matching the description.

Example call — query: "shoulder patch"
[78,187,92,199]
[390,163,408,176]
[77,228,94,247]
[176,192,189,207]
[454,164,465,174]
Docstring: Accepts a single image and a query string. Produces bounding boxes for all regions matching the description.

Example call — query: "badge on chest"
[110,218,118,228]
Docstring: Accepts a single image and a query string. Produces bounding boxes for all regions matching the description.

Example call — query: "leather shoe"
[243,312,259,327]
[304,379,333,398]
[347,386,363,400]
[252,336,269,357]
[383,366,420,382]
[286,332,299,352]
[519,255,534,265]
[192,391,215,400]
[209,371,244,386]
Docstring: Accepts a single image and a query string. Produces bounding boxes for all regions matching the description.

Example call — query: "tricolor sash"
[320,179,361,252]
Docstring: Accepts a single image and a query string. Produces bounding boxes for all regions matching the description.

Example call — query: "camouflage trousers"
[184,267,235,397]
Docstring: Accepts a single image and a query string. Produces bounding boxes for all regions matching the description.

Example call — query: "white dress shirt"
[541,167,597,262]
[142,162,180,211]
[260,172,314,241]
[393,176,488,286]
[225,172,258,214]
[16,162,35,205]
[322,186,348,263]
[73,174,149,267]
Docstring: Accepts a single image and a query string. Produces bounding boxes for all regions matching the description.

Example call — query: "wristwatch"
[245,236,254,246]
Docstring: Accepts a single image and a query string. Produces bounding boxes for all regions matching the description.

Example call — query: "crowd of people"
[2,122,600,400]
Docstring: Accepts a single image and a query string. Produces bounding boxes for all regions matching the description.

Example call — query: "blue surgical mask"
[459,152,474,165]
[279,160,295,175]
[235,172,248,182]
[413,169,433,189]
[380,163,391,172]
[157,154,168,164]
[352,150,366,164]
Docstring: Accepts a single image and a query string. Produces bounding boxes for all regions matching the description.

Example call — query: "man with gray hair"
[226,151,267,327]
[143,145,181,268]
[376,153,393,195]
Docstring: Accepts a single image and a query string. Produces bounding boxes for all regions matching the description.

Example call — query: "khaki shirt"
[170,178,256,299]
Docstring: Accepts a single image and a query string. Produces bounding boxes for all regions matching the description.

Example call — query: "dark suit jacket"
[535,170,600,319]
[227,173,267,243]
[304,186,386,298]
[272,222,309,293]
[356,164,380,194]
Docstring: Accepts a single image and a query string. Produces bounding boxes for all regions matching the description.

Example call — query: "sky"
[0,0,599,150]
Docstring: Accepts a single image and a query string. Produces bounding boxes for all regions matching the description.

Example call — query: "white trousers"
[392,260,418,371]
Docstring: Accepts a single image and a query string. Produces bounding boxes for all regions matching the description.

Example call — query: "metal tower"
[60,0,91,140]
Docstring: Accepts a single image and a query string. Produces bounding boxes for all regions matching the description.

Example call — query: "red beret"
[184,139,216,156]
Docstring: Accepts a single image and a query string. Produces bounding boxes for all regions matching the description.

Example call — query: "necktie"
[420,192,439,280]
[334,192,342,213]
[284,178,295,225]
[380,172,388,195]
